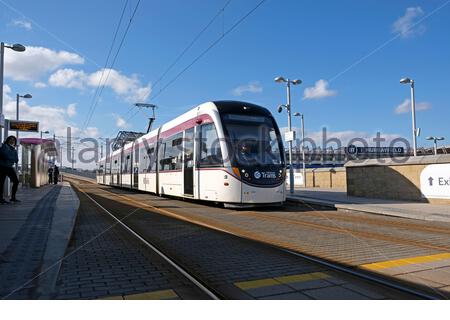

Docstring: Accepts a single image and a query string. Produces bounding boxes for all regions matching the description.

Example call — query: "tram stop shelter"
[19,138,58,188]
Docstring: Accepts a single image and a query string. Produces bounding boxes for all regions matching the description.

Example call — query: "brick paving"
[54,190,207,300]
[70,182,417,299]
[0,186,61,299]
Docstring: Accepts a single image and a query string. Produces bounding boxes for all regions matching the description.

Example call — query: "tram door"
[133,143,139,189]
[183,128,195,195]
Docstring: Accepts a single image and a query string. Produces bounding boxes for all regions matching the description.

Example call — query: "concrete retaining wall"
[345,155,450,204]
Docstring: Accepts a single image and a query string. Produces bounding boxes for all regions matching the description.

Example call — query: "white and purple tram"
[96,101,286,207]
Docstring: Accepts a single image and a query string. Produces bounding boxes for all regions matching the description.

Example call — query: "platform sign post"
[284,131,296,142]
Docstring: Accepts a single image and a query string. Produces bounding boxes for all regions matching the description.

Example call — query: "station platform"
[0,182,79,299]
[287,188,450,223]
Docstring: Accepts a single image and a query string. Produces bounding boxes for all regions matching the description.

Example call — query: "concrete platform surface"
[288,188,450,223]
[0,182,79,299]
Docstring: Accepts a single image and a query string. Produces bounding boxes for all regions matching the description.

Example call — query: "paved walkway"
[0,182,79,299]
[287,188,450,223]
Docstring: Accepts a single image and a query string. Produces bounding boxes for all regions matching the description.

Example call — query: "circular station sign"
[420,164,450,200]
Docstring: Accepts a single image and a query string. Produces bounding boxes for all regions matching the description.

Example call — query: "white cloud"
[33,82,47,88]
[49,68,86,89]
[392,7,426,38]
[87,68,152,102]
[67,103,77,117]
[48,67,152,102]
[3,84,11,94]
[4,46,84,81]
[232,81,263,96]
[303,79,337,100]
[394,98,431,114]
[3,89,76,137]
[83,127,99,138]
[112,113,129,129]
[11,19,32,30]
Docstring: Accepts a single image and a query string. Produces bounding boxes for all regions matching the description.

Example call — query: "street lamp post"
[294,112,306,187]
[426,136,445,155]
[14,93,32,172]
[275,76,302,194]
[1,42,26,143]
[400,77,418,156]
[15,93,32,138]
[40,130,49,139]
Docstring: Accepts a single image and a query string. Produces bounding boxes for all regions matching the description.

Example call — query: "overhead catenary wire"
[76,0,266,153]
[99,0,234,141]
[82,0,142,130]
[152,0,232,94]
[81,0,130,130]
[151,0,266,101]
[123,0,267,127]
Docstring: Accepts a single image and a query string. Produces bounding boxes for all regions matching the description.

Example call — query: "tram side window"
[151,144,159,172]
[147,146,155,172]
[159,133,183,171]
[105,159,111,174]
[158,141,166,171]
[198,123,222,167]
[123,153,132,174]
[139,146,147,173]
[134,146,139,167]
[112,159,118,174]
[97,163,104,174]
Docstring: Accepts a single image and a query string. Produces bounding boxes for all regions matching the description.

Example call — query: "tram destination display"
[8,120,39,132]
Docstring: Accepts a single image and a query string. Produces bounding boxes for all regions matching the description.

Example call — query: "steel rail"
[76,185,221,300]
[68,176,442,299]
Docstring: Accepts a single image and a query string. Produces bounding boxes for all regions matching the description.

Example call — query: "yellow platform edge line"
[100,295,124,300]
[360,252,450,271]
[235,272,331,290]
[235,278,279,290]
[124,289,178,300]
[275,272,330,284]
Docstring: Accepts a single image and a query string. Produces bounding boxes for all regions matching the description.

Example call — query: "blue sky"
[1,0,450,166]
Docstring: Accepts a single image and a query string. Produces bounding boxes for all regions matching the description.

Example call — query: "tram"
[96,101,286,207]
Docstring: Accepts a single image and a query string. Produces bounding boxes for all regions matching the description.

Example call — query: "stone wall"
[304,167,346,190]
[345,155,450,203]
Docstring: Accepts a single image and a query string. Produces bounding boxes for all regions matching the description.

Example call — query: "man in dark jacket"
[0,136,20,204]
[53,166,60,184]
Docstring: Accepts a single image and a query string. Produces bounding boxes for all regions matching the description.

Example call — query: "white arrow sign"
[420,164,450,200]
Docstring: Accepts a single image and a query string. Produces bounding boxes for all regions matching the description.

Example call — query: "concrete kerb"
[286,195,450,223]
[35,181,80,299]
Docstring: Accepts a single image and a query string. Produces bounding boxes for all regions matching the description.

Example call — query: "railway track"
[65,175,444,299]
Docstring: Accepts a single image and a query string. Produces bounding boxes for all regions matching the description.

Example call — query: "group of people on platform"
[48,166,60,185]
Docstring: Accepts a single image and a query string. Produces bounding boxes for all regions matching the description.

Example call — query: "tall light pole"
[400,77,418,156]
[275,76,302,194]
[14,93,32,172]
[294,112,306,187]
[1,42,26,143]
[71,146,75,170]
[426,136,445,155]
[15,93,32,138]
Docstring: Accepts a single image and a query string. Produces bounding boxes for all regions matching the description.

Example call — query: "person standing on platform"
[53,165,60,185]
[0,136,20,204]
[48,166,54,184]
